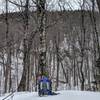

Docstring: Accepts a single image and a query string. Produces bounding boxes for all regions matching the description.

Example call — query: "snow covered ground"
[0,90,100,100]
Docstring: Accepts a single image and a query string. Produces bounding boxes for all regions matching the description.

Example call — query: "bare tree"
[37,0,47,75]
[55,33,60,91]
[96,0,100,12]
[18,0,30,91]
[4,0,12,93]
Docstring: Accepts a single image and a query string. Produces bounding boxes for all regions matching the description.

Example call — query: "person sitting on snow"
[37,74,52,96]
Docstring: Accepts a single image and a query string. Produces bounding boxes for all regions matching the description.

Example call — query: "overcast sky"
[0,0,82,12]
[0,0,97,13]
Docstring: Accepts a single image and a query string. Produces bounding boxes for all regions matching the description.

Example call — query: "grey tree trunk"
[96,0,100,12]
[80,0,86,90]
[4,0,12,93]
[18,0,29,91]
[55,33,60,91]
[37,0,47,76]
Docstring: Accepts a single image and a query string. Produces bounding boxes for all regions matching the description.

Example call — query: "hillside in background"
[0,10,99,47]
[0,10,100,94]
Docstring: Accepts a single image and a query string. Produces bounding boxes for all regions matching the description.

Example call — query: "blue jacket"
[39,76,50,83]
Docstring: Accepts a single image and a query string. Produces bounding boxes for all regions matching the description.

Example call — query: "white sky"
[0,0,96,13]
[47,0,81,10]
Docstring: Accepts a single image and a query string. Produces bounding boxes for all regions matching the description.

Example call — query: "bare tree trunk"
[18,0,29,91]
[79,0,86,90]
[96,0,100,12]
[37,0,47,75]
[92,0,100,56]
[4,0,12,93]
[55,33,60,91]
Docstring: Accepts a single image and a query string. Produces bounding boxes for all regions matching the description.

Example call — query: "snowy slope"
[0,90,100,100]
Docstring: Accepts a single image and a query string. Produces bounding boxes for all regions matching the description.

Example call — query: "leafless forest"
[0,0,100,95]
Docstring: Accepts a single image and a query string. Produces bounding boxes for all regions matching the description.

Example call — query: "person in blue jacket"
[38,75,52,96]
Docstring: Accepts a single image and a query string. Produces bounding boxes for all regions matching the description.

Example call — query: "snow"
[0,90,100,100]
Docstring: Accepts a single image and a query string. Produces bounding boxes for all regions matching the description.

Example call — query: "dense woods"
[0,0,100,95]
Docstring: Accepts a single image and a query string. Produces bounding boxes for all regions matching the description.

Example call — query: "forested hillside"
[0,0,100,96]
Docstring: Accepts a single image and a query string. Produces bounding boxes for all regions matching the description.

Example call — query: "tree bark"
[96,0,100,12]
[18,0,29,91]
[4,0,12,93]
[56,33,60,91]
[37,0,47,76]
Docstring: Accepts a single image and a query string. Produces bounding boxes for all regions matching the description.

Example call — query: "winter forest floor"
[0,90,100,100]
